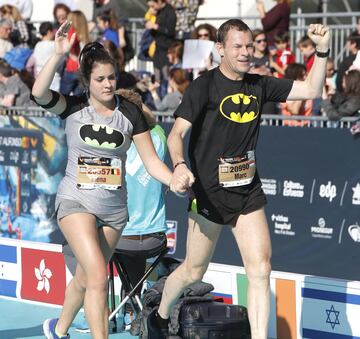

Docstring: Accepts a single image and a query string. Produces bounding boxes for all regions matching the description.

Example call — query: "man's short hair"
[0,18,12,27]
[39,22,53,37]
[216,19,251,44]
[347,31,360,50]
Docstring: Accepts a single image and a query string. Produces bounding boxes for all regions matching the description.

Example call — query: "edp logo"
[319,181,337,202]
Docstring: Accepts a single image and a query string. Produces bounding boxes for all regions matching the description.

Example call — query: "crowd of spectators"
[0,0,359,127]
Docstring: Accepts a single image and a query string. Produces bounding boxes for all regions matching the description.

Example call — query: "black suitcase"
[179,300,251,339]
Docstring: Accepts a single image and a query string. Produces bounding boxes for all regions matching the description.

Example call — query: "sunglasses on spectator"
[255,38,267,43]
[198,33,209,38]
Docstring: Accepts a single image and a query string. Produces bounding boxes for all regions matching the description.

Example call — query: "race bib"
[77,157,122,190]
[218,151,256,187]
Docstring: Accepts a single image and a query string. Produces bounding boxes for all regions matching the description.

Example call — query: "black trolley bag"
[178,300,251,339]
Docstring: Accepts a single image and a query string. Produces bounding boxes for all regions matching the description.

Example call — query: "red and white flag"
[20,248,66,305]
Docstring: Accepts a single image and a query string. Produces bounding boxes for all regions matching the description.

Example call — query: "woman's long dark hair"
[78,42,116,88]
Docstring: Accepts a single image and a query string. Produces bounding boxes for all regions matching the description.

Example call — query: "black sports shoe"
[147,309,169,339]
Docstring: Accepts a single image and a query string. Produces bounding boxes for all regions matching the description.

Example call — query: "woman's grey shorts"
[55,199,127,232]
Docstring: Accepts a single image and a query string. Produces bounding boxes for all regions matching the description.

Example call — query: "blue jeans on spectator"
[60,71,83,96]
[312,98,322,116]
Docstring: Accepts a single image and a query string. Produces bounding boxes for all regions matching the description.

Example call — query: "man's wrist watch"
[316,49,330,58]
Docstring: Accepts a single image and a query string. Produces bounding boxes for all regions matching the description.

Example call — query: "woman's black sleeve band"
[30,90,61,109]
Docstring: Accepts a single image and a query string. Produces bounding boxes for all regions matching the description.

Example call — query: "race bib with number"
[77,157,122,190]
[218,151,256,187]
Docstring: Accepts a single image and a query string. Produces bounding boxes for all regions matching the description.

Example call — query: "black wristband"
[316,49,330,58]
[174,160,186,169]
[30,90,60,109]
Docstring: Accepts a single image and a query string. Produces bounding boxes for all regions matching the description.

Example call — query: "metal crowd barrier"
[1,106,358,128]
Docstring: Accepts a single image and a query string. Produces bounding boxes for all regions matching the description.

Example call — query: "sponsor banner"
[256,127,360,281]
[165,220,177,255]
[352,183,360,205]
[163,124,360,281]
[302,284,360,337]
[0,123,66,243]
[271,213,296,236]
[0,244,19,297]
[20,247,66,305]
[261,178,278,195]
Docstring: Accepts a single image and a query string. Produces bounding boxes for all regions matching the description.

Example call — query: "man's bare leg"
[231,208,272,339]
[157,211,222,318]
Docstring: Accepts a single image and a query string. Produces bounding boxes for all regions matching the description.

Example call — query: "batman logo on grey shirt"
[79,124,125,149]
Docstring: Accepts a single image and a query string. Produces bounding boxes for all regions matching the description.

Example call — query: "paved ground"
[0,298,136,339]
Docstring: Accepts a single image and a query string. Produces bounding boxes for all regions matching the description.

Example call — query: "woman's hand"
[169,164,195,195]
[55,20,76,56]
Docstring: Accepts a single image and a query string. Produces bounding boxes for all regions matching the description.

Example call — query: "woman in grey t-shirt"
[31,21,187,339]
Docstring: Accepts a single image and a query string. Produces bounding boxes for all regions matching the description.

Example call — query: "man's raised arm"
[288,24,331,100]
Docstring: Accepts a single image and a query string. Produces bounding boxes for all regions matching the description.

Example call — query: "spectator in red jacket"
[256,0,291,47]
[271,31,295,78]
[297,35,316,72]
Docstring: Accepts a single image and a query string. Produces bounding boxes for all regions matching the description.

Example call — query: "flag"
[236,273,296,339]
[302,282,360,338]
[0,244,19,297]
[20,248,66,305]
[204,267,233,304]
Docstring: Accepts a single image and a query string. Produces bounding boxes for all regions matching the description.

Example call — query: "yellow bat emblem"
[219,93,259,123]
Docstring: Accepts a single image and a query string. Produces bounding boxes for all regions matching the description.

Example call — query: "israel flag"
[302,282,360,338]
[0,244,18,297]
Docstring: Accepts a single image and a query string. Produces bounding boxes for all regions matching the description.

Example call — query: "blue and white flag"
[0,244,19,297]
[302,282,360,338]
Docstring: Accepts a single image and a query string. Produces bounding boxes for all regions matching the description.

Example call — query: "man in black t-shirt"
[147,19,330,339]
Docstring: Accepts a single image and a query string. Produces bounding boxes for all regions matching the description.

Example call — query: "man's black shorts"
[188,178,267,226]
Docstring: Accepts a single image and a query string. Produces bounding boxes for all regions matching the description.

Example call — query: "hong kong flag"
[20,248,66,305]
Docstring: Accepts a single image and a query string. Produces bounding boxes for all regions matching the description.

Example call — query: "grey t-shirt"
[34,93,148,215]
[5,75,32,106]
[153,90,182,111]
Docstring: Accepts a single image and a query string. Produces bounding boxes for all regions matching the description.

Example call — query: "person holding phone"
[31,21,187,339]
[148,68,189,111]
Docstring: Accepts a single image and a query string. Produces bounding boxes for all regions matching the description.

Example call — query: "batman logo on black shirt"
[79,124,124,149]
[219,93,259,123]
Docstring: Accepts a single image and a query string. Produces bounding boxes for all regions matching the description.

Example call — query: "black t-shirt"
[174,67,293,193]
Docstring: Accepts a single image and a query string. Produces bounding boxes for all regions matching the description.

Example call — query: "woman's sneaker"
[43,318,70,339]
